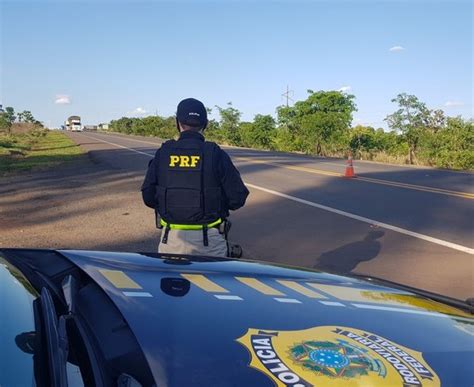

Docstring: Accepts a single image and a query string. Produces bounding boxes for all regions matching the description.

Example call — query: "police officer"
[141,98,249,257]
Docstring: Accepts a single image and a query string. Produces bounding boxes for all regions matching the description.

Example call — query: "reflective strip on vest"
[160,218,222,230]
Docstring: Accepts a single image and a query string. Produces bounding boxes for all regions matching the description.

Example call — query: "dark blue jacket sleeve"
[216,148,249,211]
[141,150,160,209]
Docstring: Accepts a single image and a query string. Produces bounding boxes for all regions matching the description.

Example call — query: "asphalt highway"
[67,131,474,300]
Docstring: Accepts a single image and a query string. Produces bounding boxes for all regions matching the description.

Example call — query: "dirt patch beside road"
[0,153,159,251]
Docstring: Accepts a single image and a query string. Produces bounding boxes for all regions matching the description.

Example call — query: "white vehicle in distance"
[65,115,82,131]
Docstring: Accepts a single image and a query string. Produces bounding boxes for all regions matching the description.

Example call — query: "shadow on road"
[314,230,385,274]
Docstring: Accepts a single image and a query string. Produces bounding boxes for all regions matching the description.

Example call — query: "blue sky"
[1,0,472,128]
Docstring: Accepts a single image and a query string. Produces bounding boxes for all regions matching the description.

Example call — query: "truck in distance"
[65,115,82,131]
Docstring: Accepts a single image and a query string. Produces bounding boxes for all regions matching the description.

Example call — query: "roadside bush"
[0,135,17,148]
[272,128,296,152]
[417,117,474,169]
[107,92,473,170]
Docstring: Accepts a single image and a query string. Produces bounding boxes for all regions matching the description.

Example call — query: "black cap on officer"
[176,98,208,130]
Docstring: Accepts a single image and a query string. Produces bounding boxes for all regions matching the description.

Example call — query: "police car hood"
[59,250,474,387]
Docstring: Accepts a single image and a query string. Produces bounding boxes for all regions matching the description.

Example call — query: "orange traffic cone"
[344,154,356,178]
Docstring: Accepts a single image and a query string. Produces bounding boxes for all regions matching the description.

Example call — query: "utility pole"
[281,85,294,107]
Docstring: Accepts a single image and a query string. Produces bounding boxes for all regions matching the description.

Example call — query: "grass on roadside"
[0,130,84,175]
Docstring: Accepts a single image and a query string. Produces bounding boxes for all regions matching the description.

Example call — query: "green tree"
[205,108,219,131]
[419,117,474,169]
[22,111,36,123]
[349,125,376,157]
[238,122,254,147]
[0,113,12,133]
[240,114,276,149]
[17,110,35,123]
[215,102,242,145]
[385,93,434,164]
[109,115,178,140]
[426,109,446,132]
[110,117,137,134]
[159,116,179,139]
[276,105,298,131]
[272,127,296,152]
[253,114,276,148]
[4,107,16,124]
[277,90,357,155]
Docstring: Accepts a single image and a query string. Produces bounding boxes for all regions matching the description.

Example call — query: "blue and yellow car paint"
[97,267,472,321]
[61,250,473,386]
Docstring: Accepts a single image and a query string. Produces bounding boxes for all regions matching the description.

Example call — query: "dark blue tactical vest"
[156,138,223,225]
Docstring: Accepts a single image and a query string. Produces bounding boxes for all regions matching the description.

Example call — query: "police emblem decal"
[290,339,386,379]
[237,326,440,387]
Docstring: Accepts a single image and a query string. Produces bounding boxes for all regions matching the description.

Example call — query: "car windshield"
[0,258,37,387]
[0,255,91,386]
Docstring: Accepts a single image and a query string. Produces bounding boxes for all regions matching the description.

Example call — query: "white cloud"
[389,46,405,52]
[444,101,464,107]
[338,86,352,93]
[54,95,71,104]
[130,107,147,116]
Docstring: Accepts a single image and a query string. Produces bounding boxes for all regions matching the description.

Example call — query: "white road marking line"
[320,301,346,307]
[93,133,164,146]
[214,295,243,301]
[77,134,474,255]
[274,298,301,303]
[123,291,153,297]
[79,133,155,157]
[245,183,474,255]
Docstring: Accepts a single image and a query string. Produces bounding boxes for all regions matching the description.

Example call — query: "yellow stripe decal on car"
[98,269,142,289]
[181,273,229,293]
[276,280,327,299]
[236,277,285,296]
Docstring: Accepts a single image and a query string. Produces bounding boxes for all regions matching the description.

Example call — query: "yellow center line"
[357,176,474,198]
[91,133,473,199]
[181,273,229,293]
[236,277,285,296]
[234,156,473,199]
[234,156,341,177]
[276,280,327,299]
[98,269,142,289]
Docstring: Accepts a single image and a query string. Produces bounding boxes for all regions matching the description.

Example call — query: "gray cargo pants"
[158,228,228,257]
